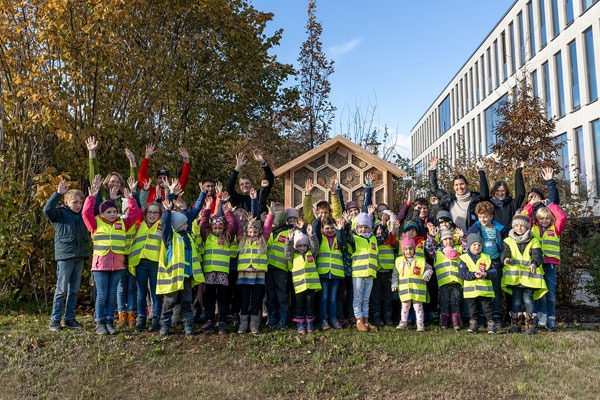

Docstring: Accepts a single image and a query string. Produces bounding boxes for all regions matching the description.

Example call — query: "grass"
[1,314,600,399]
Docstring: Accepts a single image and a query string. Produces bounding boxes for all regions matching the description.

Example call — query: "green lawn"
[1,314,599,400]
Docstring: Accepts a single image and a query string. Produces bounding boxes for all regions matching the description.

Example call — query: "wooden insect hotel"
[273,135,407,212]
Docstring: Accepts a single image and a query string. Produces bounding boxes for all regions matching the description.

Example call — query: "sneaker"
[217,322,227,335]
[416,325,425,332]
[546,316,557,332]
[149,318,161,332]
[306,320,314,333]
[63,320,83,329]
[468,319,479,333]
[371,317,384,327]
[160,325,170,336]
[96,323,108,335]
[395,321,408,330]
[106,323,119,335]
[199,320,214,333]
[487,320,497,334]
[49,320,62,332]
[329,318,342,330]
[538,312,547,329]
[134,317,146,332]
[184,322,195,336]
[321,319,331,331]
[296,321,306,335]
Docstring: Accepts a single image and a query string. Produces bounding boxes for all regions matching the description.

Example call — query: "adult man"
[226,150,274,213]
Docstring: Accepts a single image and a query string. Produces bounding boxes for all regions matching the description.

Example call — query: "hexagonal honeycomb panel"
[308,154,326,170]
[375,188,384,205]
[341,165,361,189]
[351,154,368,169]
[365,167,384,188]
[316,165,336,189]
[293,187,303,207]
[329,148,349,169]
[352,187,365,203]
[294,166,314,186]
[311,187,326,203]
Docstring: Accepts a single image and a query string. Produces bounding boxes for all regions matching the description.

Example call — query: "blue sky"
[250,0,516,158]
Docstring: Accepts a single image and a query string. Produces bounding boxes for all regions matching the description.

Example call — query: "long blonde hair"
[238,218,268,254]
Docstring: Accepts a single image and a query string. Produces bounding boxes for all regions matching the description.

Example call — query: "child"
[501,213,546,335]
[467,201,506,324]
[236,204,274,334]
[314,216,345,331]
[425,227,464,330]
[157,202,205,336]
[284,227,321,334]
[44,180,90,331]
[370,221,397,326]
[199,198,236,334]
[392,237,433,331]
[459,233,497,334]
[525,197,566,332]
[83,176,141,335]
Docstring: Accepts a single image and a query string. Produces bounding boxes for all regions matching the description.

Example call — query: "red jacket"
[138,157,190,204]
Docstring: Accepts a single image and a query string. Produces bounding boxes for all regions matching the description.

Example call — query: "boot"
[371,313,384,327]
[127,311,136,329]
[508,312,521,333]
[487,319,497,334]
[416,319,425,332]
[321,319,331,331]
[217,322,227,335]
[106,321,119,335]
[356,318,369,332]
[238,315,249,334]
[116,311,127,328]
[134,316,146,332]
[395,320,408,330]
[232,313,240,331]
[547,316,557,332]
[451,313,461,331]
[468,319,478,333]
[363,318,372,331]
[295,318,306,334]
[538,312,547,328]
[250,315,261,334]
[306,318,315,333]
[278,313,287,330]
[149,318,161,332]
[524,313,537,335]
[267,312,277,328]
[329,318,342,330]
[199,320,214,333]
[384,312,394,326]
[96,322,108,335]
[184,321,195,336]
[440,313,450,329]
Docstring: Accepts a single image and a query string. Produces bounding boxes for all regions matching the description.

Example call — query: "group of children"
[45,143,566,336]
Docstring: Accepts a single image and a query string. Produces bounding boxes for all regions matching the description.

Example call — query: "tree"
[295,0,335,151]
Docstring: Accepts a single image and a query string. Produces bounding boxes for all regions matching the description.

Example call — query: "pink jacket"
[524,201,566,265]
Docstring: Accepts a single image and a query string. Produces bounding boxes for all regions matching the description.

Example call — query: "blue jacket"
[466,220,505,257]
[43,192,91,261]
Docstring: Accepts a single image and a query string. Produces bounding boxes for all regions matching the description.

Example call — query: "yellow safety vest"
[434,248,463,287]
[237,241,268,272]
[156,231,204,295]
[230,237,240,258]
[191,219,205,256]
[351,234,378,278]
[460,253,494,299]
[128,221,162,275]
[203,234,231,274]
[124,222,137,256]
[501,237,547,300]
[378,243,396,271]
[394,256,429,303]
[316,235,344,278]
[268,229,291,272]
[291,251,322,294]
[532,224,561,261]
[93,218,126,256]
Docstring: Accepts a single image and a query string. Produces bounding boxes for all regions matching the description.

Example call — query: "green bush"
[583,232,600,303]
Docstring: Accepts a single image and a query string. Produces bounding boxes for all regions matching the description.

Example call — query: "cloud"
[329,38,362,59]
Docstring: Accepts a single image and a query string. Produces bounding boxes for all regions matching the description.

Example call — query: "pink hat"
[401,237,415,249]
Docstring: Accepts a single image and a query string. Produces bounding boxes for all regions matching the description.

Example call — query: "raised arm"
[428,156,448,200]
[177,147,191,190]
[513,162,526,208]
[225,153,245,207]
[43,180,69,222]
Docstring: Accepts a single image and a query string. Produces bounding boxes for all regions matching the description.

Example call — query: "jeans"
[491,259,503,321]
[117,266,137,312]
[51,258,84,322]
[537,264,557,317]
[319,277,340,320]
[135,259,161,319]
[266,266,289,319]
[93,270,124,323]
[369,270,393,320]
[161,276,194,327]
[239,284,264,316]
[294,289,316,319]
[352,277,374,319]
[468,297,494,320]
[511,286,535,314]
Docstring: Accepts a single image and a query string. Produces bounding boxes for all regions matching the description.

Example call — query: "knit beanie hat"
[439,228,454,242]
[528,188,545,199]
[466,233,483,248]
[286,208,299,219]
[273,210,287,228]
[401,237,415,249]
[99,199,117,214]
[355,212,371,228]
[374,222,389,236]
[210,215,226,227]
[437,210,453,223]
[402,220,418,232]
[346,201,359,211]
[293,231,309,248]
[512,213,531,229]
[171,211,187,231]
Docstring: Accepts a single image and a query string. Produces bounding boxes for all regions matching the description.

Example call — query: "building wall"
[411,0,600,196]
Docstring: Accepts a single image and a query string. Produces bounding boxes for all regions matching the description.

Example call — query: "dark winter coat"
[43,192,91,261]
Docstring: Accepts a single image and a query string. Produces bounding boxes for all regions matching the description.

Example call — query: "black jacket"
[43,192,91,261]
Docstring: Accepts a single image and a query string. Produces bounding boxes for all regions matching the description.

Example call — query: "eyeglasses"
[147,211,161,214]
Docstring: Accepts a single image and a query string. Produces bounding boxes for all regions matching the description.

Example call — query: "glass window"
[551,0,560,38]
[555,51,566,118]
[481,55,486,99]
[584,27,598,102]
[501,31,508,79]
[556,133,570,182]
[543,62,552,118]
[439,95,451,135]
[565,0,574,25]
[509,22,516,74]
[528,1,536,57]
[469,67,474,109]
[569,41,581,110]
[539,0,547,47]
[532,69,539,98]
[484,94,508,154]
[475,61,480,104]
[415,160,423,179]
[487,47,493,94]
[494,40,500,88]
[518,12,526,65]
[583,0,599,11]
[592,119,600,195]
[575,126,587,194]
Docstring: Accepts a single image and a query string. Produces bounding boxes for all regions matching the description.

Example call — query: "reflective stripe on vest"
[128,221,162,275]
[434,249,463,287]
[394,256,428,303]
[230,238,239,258]
[125,223,137,255]
[459,252,494,298]
[191,220,204,256]
[351,235,378,278]
[501,237,547,300]
[203,234,231,274]
[292,251,322,294]
[532,225,561,260]
[238,241,268,272]
[268,230,291,271]
[93,218,126,256]
[156,232,204,295]
[378,244,395,271]
[316,236,344,277]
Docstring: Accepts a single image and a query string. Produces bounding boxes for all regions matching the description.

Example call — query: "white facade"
[411,0,600,196]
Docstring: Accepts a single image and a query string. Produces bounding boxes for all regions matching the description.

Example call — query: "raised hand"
[86,137,98,158]
[541,166,554,181]
[335,217,346,230]
[249,188,257,200]
[215,181,223,194]
[342,210,351,222]
[109,185,119,200]
[429,155,438,170]
[204,196,213,209]
[179,147,189,163]
[89,174,102,197]
[220,191,230,202]
[235,153,247,171]
[267,201,276,215]
[143,179,152,191]
[123,188,132,199]
[365,172,374,186]
[455,228,464,238]
[127,177,138,193]
[163,199,173,210]
[261,179,269,188]
[295,217,305,229]
[57,179,69,195]
[519,160,526,168]
[367,204,376,215]
[253,149,265,164]
[306,224,313,236]
[330,176,339,192]
[305,179,314,195]
[407,187,413,204]
[124,148,136,167]
[169,178,182,196]
[145,143,157,159]
[427,222,438,237]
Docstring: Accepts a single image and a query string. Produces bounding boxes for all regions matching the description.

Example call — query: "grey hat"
[466,233,483,248]
[171,211,188,232]
[437,210,453,223]
[439,228,454,242]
